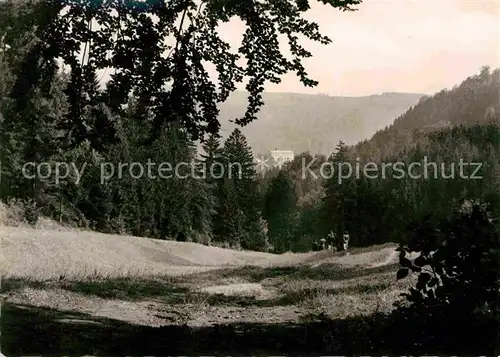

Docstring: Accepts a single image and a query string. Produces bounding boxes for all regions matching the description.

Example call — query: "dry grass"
[1,222,414,328]
[1,224,401,281]
[2,222,496,356]
[1,226,281,280]
[1,200,402,283]
[242,263,417,319]
[293,272,417,318]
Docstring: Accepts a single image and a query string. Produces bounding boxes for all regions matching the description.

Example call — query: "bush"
[0,198,38,226]
[395,199,500,319]
[0,198,81,231]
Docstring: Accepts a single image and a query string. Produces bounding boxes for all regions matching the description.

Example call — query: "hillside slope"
[217,91,424,155]
[1,226,400,280]
[354,67,500,160]
[1,227,278,279]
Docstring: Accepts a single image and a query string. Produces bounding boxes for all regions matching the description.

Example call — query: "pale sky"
[93,0,500,97]
[218,0,500,96]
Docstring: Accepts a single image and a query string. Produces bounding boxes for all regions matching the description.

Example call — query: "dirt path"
[3,281,307,328]
[370,249,398,268]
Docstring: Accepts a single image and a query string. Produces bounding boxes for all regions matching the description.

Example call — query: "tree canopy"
[3,0,361,146]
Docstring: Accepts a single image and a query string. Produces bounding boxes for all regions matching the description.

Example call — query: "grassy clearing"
[3,225,495,355]
[1,224,417,334]
[2,257,414,319]
[63,277,189,301]
[213,261,400,284]
[1,224,401,281]
[266,266,417,317]
[1,226,285,281]
[1,214,496,355]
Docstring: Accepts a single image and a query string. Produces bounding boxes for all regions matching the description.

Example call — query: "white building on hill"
[270,149,294,167]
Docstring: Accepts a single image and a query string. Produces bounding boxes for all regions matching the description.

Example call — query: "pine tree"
[153,122,199,240]
[201,134,224,183]
[201,133,225,244]
[1,69,68,223]
[187,147,216,245]
[263,170,298,253]
[322,140,357,250]
[222,129,267,251]
[213,178,246,247]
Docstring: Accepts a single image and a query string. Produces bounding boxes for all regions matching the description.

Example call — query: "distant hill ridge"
[216,90,425,156]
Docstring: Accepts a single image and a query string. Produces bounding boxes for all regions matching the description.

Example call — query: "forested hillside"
[261,67,500,252]
[354,66,500,161]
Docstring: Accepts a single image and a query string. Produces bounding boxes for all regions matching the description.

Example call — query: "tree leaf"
[418,272,432,285]
[400,256,412,268]
[428,277,439,287]
[414,255,427,267]
[397,268,409,280]
[410,265,422,273]
[416,280,426,290]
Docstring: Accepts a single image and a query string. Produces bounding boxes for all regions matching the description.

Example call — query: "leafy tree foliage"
[6,0,360,145]
[394,199,500,351]
[397,199,499,312]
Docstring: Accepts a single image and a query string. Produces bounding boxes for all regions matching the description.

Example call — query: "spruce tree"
[201,134,224,183]
[222,129,267,251]
[213,178,246,248]
[322,140,353,250]
[263,170,298,253]
[1,69,68,223]
[201,134,225,244]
